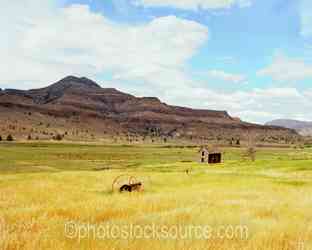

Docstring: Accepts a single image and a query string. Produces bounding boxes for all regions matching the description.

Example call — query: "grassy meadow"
[1,142,312,249]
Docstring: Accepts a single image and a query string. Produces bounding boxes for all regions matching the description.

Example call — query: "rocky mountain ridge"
[0,76,299,143]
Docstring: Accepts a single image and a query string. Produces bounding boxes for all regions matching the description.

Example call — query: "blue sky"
[1,0,312,123]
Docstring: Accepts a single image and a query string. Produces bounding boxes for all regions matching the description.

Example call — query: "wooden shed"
[199,146,222,164]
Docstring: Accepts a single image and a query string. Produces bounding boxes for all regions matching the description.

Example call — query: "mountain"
[266,119,312,136]
[0,76,299,143]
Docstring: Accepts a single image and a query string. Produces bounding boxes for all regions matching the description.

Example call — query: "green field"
[1,142,312,249]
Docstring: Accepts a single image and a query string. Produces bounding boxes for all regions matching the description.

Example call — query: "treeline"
[0,134,14,141]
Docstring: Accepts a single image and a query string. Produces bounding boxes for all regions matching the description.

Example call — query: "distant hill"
[0,76,299,143]
[266,119,312,136]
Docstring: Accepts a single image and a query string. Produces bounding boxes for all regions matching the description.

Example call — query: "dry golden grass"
[1,144,312,249]
[1,170,312,250]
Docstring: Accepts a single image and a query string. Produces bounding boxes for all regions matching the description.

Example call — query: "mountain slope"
[266,119,312,136]
[0,76,299,143]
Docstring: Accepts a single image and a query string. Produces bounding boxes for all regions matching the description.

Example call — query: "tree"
[236,138,240,146]
[27,135,32,140]
[53,134,63,141]
[0,135,2,141]
[6,134,14,141]
[229,137,235,146]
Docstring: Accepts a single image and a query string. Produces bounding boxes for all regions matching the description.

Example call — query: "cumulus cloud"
[207,70,246,83]
[257,53,312,82]
[133,0,252,10]
[0,1,208,88]
[1,0,312,124]
[112,71,312,123]
[159,85,312,123]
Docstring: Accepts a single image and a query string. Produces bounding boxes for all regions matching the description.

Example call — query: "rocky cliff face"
[0,76,299,143]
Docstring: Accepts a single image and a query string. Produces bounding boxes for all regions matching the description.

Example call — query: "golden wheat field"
[1,142,312,250]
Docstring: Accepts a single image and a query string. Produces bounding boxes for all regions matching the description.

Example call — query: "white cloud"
[0,2,208,88]
[235,110,279,122]
[110,70,312,123]
[207,70,246,83]
[257,53,312,82]
[252,87,301,99]
[133,0,252,10]
[1,0,312,124]
[304,89,312,98]
[157,86,312,123]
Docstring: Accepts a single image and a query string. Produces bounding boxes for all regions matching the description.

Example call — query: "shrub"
[53,134,63,141]
[6,134,14,141]
[236,139,240,145]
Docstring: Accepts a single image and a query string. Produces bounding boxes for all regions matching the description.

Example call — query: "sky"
[1,0,312,124]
